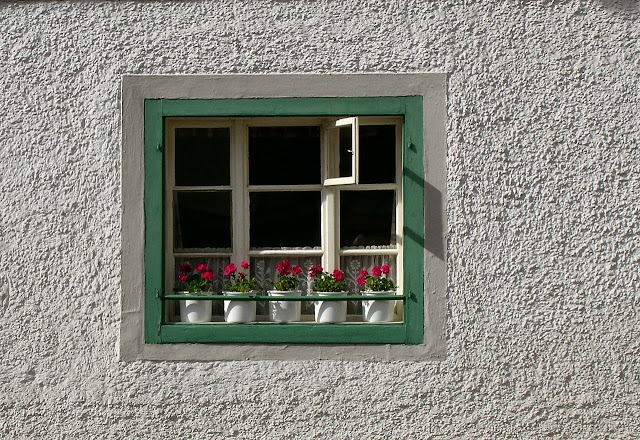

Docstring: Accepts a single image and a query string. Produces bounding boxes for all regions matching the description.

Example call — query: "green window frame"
[144,97,424,344]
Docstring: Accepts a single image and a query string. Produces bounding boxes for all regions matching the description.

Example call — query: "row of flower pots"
[176,260,398,324]
[179,289,397,323]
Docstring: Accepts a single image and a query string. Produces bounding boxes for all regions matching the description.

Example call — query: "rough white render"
[0,0,638,438]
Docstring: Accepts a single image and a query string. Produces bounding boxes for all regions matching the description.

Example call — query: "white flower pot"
[178,293,213,323]
[314,291,347,323]
[268,290,302,323]
[223,291,256,323]
[362,290,396,322]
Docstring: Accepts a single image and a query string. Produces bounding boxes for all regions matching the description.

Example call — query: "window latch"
[156,143,163,152]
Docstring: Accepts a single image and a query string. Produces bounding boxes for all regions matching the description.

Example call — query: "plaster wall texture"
[0,0,638,438]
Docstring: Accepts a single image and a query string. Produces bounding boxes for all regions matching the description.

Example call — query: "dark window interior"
[359,125,396,184]
[340,190,395,247]
[250,191,321,248]
[339,125,353,178]
[249,126,321,185]
[175,127,230,186]
[174,191,232,250]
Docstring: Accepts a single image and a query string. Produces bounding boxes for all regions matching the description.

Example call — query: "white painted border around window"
[120,74,447,361]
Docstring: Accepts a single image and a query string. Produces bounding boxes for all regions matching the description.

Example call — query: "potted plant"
[357,264,396,322]
[175,262,216,323]
[223,260,259,323]
[309,264,348,323]
[267,260,303,323]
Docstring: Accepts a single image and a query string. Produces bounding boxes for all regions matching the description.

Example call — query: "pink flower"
[225,263,237,276]
[357,276,366,286]
[196,263,208,272]
[371,266,382,277]
[202,270,215,282]
[281,260,291,275]
[241,260,250,269]
[293,265,302,275]
[276,263,284,275]
[179,263,192,273]
[332,269,344,282]
[178,273,188,282]
[381,264,390,275]
[359,269,369,277]
[308,264,323,278]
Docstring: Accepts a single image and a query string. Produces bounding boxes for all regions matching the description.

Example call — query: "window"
[120,74,447,361]
[144,97,424,344]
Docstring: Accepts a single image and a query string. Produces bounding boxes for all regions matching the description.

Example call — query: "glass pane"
[175,127,230,186]
[174,191,232,251]
[169,257,230,322]
[173,256,230,293]
[250,192,321,248]
[339,125,353,178]
[340,190,395,248]
[251,256,322,316]
[341,255,398,293]
[359,125,396,184]
[249,126,321,185]
[341,255,399,318]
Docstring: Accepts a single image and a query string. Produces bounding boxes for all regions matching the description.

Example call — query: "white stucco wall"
[1,1,639,438]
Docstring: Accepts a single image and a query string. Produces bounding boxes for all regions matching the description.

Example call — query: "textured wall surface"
[1,0,639,438]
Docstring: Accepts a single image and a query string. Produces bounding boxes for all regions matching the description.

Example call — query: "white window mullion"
[321,188,338,271]
[395,120,404,298]
[231,121,248,265]
[321,123,338,271]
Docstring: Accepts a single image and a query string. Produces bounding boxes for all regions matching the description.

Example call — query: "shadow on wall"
[0,275,9,319]
[597,0,639,12]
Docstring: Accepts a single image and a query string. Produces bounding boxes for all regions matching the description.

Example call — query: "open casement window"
[144,97,425,344]
[324,117,359,186]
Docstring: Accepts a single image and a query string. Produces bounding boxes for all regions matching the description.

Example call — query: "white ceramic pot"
[178,293,213,323]
[362,290,396,322]
[223,291,256,323]
[314,291,347,323]
[268,290,302,323]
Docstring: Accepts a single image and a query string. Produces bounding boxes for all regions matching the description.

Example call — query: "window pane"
[339,125,353,178]
[340,190,395,248]
[173,256,230,293]
[175,127,230,186]
[251,255,322,316]
[170,257,230,322]
[250,192,321,248]
[341,255,398,316]
[174,191,232,251]
[359,125,396,184]
[249,126,321,185]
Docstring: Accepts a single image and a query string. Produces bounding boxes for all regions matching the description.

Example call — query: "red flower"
[359,269,369,277]
[332,269,344,282]
[241,260,250,269]
[237,273,246,282]
[371,266,382,277]
[179,263,192,273]
[308,264,323,278]
[381,264,390,275]
[281,260,291,275]
[293,265,302,275]
[178,273,188,282]
[357,276,366,286]
[196,263,208,272]
[225,263,237,276]
[202,270,215,282]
